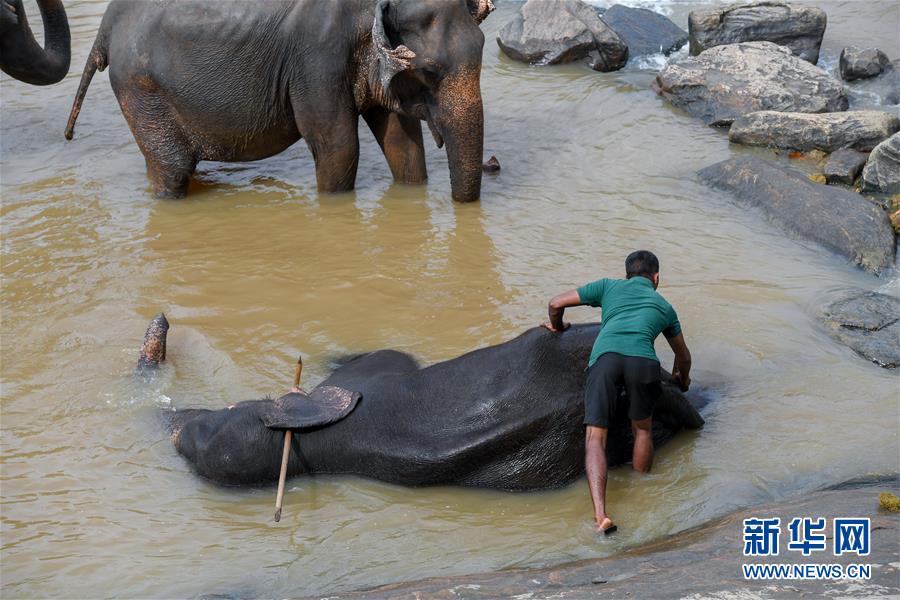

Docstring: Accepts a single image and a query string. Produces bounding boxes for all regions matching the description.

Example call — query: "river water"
[1,0,898,597]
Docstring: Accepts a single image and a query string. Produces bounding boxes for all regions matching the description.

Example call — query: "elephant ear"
[261,385,362,431]
[372,0,416,92]
[466,0,495,25]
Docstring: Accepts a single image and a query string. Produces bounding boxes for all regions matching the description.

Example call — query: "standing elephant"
[64,0,494,202]
[0,0,70,85]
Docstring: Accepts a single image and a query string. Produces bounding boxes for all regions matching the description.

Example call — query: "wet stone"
[654,42,847,126]
[819,289,900,368]
[600,4,688,60]
[688,1,826,64]
[862,132,900,194]
[496,0,627,72]
[840,46,891,82]
[823,149,869,186]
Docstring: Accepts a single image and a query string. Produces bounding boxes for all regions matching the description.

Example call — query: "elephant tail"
[64,29,109,140]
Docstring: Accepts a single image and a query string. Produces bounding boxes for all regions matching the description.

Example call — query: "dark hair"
[625,250,659,279]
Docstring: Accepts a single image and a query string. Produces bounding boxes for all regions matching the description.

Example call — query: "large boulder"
[840,47,891,82]
[823,148,869,186]
[728,111,900,153]
[496,0,627,72]
[654,42,848,126]
[688,1,826,63]
[861,133,900,193]
[698,157,895,274]
[819,289,900,368]
[600,4,688,60]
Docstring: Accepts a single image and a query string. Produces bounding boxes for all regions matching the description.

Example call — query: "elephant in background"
[0,0,70,85]
[139,316,708,490]
[65,0,494,202]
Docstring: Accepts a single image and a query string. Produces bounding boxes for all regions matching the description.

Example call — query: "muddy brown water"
[2,1,898,597]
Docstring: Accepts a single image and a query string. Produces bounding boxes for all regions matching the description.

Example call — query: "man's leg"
[585,425,614,531]
[631,417,653,473]
[583,354,622,533]
[624,357,661,474]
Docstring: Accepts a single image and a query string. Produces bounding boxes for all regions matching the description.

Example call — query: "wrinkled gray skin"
[65,0,493,202]
[150,322,707,490]
[0,0,70,85]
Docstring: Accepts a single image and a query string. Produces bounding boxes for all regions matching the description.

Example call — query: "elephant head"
[371,0,493,202]
[0,0,70,85]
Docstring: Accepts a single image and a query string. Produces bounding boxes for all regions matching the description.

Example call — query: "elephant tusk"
[425,115,444,149]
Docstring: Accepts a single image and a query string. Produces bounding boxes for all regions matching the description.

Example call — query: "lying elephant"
[143,315,707,490]
[65,0,494,202]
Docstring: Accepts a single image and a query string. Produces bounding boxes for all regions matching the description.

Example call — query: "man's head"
[625,250,660,289]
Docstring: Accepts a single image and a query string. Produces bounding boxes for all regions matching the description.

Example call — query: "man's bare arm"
[666,333,692,391]
[543,289,583,332]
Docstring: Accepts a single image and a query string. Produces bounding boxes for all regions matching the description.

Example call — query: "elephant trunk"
[1,0,70,85]
[434,69,484,202]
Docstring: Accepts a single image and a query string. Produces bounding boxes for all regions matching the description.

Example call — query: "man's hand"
[541,320,570,333]
[546,289,583,333]
[671,369,690,392]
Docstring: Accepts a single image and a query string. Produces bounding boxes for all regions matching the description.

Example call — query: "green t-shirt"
[577,277,681,366]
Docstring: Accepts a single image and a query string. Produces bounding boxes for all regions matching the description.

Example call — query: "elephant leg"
[117,89,197,198]
[298,109,360,194]
[363,108,428,185]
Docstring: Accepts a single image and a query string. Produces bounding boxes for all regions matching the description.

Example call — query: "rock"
[845,60,900,108]
[496,0,627,72]
[482,156,501,173]
[728,111,900,153]
[840,47,891,82]
[698,157,896,273]
[600,4,688,60]
[654,42,848,126]
[819,289,900,368]
[823,148,869,186]
[688,1,826,63]
[862,133,900,193]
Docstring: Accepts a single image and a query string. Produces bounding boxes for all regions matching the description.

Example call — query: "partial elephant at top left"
[0,0,70,85]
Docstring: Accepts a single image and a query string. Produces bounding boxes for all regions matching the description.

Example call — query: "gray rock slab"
[654,42,848,126]
[496,0,627,72]
[824,148,870,186]
[728,110,900,153]
[697,156,895,273]
[600,4,687,59]
[862,133,900,194]
[689,1,826,63]
[820,289,900,368]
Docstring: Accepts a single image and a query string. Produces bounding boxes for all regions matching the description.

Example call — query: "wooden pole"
[274,355,303,522]
[273,430,292,522]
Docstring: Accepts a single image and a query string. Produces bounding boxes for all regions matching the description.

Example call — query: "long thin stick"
[274,355,303,522]
[274,429,292,522]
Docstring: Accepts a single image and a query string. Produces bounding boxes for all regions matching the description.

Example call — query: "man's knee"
[585,425,608,446]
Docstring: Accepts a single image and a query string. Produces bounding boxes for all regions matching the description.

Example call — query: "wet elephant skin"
[169,324,706,490]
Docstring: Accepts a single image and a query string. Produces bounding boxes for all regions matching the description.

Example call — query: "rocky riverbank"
[310,476,899,599]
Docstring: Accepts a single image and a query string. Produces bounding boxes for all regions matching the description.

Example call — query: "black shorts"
[584,352,662,428]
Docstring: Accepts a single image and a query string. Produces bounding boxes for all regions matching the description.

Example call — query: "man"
[542,250,691,535]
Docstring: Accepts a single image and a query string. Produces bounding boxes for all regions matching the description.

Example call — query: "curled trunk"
[0,0,70,85]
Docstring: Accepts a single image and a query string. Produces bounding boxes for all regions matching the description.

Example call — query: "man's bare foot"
[596,516,617,535]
